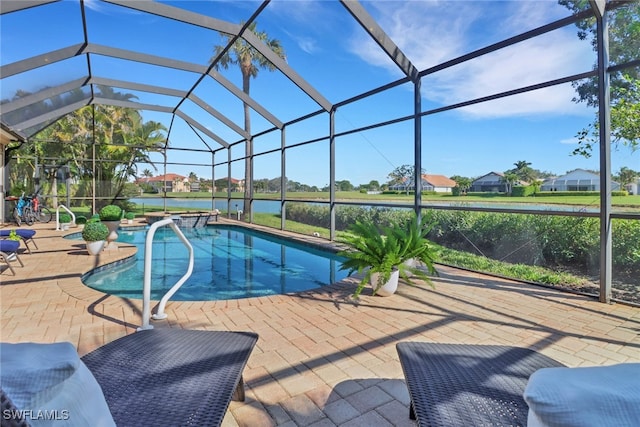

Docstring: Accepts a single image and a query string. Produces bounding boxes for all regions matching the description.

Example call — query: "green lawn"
[139,191,640,208]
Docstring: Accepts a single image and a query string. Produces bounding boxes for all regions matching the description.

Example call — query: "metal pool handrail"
[138,217,194,331]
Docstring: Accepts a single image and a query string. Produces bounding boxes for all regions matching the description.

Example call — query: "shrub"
[82,221,109,242]
[99,204,122,221]
[125,212,135,220]
[59,213,72,223]
[75,215,87,225]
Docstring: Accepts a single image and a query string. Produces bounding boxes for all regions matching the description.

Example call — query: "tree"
[450,175,472,194]
[501,172,520,195]
[212,22,286,217]
[26,102,165,209]
[388,164,424,195]
[616,166,639,188]
[188,172,198,182]
[336,180,354,192]
[509,160,536,183]
[368,180,380,191]
[559,1,640,156]
[142,169,153,178]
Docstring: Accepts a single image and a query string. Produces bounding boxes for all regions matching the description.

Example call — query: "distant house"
[625,179,639,195]
[136,173,189,193]
[389,174,457,193]
[540,169,620,192]
[213,177,245,193]
[470,172,527,193]
[190,181,200,192]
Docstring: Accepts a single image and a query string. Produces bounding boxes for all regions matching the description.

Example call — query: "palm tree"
[501,172,520,195]
[212,22,286,217]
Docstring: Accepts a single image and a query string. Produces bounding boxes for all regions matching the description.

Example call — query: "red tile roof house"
[389,174,458,193]
[136,173,189,193]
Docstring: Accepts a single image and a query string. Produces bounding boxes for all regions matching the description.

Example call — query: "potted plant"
[124,212,135,224]
[99,205,122,248]
[7,230,21,242]
[337,215,437,298]
[59,213,72,230]
[82,220,109,255]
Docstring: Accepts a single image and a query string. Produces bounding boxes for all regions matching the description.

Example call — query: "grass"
[137,191,640,209]
[434,245,593,288]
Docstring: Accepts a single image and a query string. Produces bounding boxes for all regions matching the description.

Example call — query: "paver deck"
[1,220,639,426]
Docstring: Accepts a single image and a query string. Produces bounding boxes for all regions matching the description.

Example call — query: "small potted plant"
[75,215,87,227]
[82,220,109,255]
[99,205,122,248]
[124,212,135,224]
[337,214,437,298]
[59,213,72,230]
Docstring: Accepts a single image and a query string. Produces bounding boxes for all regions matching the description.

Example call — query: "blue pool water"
[81,225,348,301]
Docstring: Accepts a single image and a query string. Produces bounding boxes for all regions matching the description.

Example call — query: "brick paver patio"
[1,221,639,426]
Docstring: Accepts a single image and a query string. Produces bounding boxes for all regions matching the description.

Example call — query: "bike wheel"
[22,207,34,225]
[13,208,21,226]
[38,207,53,223]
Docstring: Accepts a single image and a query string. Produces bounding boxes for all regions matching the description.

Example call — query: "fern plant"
[337,215,437,297]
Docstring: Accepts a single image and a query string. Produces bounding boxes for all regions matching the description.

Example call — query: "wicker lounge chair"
[0,229,37,254]
[396,342,565,426]
[0,240,24,275]
[2,329,258,427]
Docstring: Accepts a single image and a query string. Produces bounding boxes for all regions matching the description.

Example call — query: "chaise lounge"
[1,328,259,427]
[0,229,38,254]
[0,240,24,275]
[396,342,565,426]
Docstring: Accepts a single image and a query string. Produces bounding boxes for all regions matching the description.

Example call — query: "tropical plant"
[82,221,109,242]
[99,204,122,221]
[212,22,286,218]
[337,216,437,297]
[125,212,135,220]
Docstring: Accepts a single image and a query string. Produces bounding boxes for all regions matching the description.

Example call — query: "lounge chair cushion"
[524,363,640,427]
[0,342,116,427]
[0,240,20,254]
[0,229,36,240]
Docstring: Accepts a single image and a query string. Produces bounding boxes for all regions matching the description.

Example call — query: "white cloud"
[560,137,579,145]
[352,1,594,118]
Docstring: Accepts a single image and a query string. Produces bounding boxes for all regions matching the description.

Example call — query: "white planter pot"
[103,220,120,248]
[61,223,70,231]
[369,269,400,297]
[85,240,105,255]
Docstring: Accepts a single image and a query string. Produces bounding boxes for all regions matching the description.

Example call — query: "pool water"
[82,225,349,301]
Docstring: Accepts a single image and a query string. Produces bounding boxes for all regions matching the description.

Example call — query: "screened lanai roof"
[0,0,599,152]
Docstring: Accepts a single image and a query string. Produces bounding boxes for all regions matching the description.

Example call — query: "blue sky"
[1,0,637,187]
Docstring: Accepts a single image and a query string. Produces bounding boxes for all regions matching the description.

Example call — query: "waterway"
[130,197,605,214]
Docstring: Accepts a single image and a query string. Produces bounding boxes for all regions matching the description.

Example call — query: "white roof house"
[540,169,620,192]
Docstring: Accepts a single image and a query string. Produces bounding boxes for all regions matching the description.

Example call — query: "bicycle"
[10,192,33,226]
[30,193,53,223]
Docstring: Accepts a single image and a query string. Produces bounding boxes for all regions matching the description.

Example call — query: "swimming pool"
[82,225,349,301]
